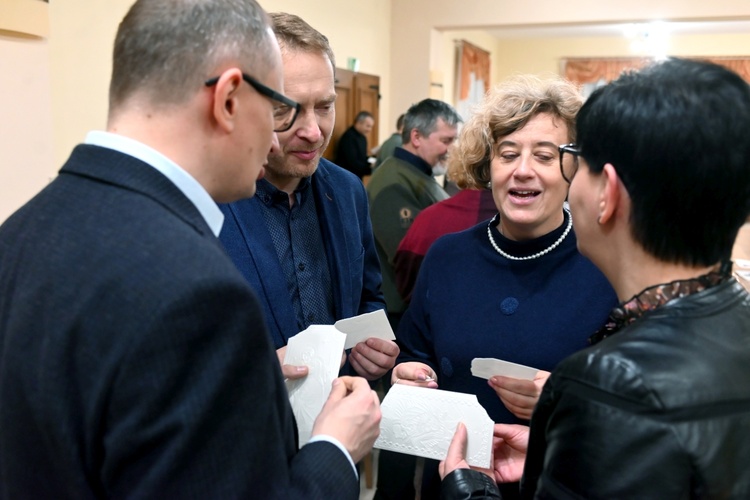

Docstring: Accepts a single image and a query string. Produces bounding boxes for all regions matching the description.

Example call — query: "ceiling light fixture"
[624,21,670,60]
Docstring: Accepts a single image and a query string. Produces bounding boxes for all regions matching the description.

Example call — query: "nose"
[293,109,322,143]
[514,153,534,177]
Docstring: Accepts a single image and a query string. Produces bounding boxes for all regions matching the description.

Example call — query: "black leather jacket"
[442,280,750,499]
[522,279,750,499]
[441,469,501,499]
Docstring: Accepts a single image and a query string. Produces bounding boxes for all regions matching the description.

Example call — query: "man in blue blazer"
[0,1,380,498]
[219,13,399,381]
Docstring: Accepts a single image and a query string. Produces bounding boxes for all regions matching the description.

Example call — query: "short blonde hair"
[270,12,335,69]
[452,75,583,189]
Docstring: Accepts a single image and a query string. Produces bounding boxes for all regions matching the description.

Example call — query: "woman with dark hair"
[442,58,750,499]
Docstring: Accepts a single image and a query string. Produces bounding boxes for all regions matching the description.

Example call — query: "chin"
[294,158,321,177]
[502,207,539,222]
[269,155,318,179]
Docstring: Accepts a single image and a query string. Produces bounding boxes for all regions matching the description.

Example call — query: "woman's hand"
[440,422,495,480]
[491,424,530,483]
[390,361,439,388]
[488,370,550,420]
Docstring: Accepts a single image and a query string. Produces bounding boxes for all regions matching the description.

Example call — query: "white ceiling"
[485,20,750,39]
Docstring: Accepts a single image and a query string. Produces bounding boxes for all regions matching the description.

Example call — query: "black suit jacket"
[0,145,357,499]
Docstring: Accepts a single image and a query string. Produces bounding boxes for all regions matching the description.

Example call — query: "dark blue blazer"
[219,158,385,348]
[0,145,358,499]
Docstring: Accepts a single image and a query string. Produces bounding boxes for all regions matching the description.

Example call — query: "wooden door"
[323,68,380,162]
[323,68,354,161]
[353,72,380,151]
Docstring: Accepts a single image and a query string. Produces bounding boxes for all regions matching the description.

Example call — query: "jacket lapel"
[312,161,353,320]
[224,198,299,342]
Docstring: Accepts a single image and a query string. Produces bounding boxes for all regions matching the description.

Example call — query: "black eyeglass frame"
[558,143,581,184]
[204,73,301,133]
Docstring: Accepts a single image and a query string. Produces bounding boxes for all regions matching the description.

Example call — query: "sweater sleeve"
[393,206,440,304]
[369,181,424,266]
[394,250,438,371]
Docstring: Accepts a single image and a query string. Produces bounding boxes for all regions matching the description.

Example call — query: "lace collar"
[589,261,734,344]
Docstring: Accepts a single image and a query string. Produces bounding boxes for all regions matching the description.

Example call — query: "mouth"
[509,189,541,200]
[289,149,319,161]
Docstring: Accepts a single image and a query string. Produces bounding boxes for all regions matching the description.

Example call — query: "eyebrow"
[497,140,559,149]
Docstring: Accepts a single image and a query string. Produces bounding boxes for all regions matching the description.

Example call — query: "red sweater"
[394,189,496,303]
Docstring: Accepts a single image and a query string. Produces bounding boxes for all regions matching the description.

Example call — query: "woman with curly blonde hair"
[390,75,618,499]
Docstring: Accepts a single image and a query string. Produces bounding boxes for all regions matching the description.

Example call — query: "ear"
[598,163,622,225]
[207,68,243,133]
[409,128,421,147]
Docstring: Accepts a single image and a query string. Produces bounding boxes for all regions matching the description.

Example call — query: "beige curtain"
[455,40,491,119]
[563,58,648,86]
[564,56,750,90]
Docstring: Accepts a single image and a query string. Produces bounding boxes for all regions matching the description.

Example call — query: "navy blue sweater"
[396,215,617,425]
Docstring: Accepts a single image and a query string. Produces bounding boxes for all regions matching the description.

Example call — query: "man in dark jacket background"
[336,110,375,180]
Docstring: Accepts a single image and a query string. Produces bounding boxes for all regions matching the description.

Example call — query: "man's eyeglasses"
[204,73,301,133]
[558,143,581,184]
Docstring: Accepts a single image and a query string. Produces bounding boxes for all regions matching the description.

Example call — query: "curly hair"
[452,75,583,189]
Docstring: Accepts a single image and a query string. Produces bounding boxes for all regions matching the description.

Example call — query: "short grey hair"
[110,0,273,110]
[401,99,462,143]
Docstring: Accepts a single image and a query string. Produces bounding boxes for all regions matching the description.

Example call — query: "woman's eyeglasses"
[558,143,581,184]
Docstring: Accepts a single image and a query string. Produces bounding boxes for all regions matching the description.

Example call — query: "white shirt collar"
[84,131,224,236]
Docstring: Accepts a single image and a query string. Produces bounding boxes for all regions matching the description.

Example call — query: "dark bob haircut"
[576,58,750,266]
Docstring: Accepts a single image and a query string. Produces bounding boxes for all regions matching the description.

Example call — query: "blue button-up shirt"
[255,177,335,331]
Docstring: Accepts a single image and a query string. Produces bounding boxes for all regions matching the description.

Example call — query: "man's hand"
[276,345,308,380]
[348,338,399,380]
[491,424,529,483]
[312,376,381,463]
[488,371,550,420]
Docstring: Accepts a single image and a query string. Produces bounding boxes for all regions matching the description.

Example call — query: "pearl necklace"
[487,207,572,261]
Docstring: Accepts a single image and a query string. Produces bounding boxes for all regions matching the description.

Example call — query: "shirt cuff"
[306,434,359,479]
